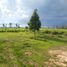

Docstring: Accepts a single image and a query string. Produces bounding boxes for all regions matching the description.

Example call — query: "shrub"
[52,31,64,35]
[52,31,59,35]
[44,30,51,34]
[59,31,64,34]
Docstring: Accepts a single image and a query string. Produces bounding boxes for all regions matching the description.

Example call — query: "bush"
[52,31,59,35]
[64,33,67,36]
[44,30,51,34]
[0,28,26,32]
[59,31,64,34]
[52,31,64,35]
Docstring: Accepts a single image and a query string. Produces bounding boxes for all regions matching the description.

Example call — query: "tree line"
[0,23,20,28]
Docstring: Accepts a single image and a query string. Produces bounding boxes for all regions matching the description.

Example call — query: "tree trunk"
[34,31,36,39]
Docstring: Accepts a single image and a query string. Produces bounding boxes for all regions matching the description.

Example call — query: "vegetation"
[28,9,41,31]
[28,9,41,39]
[0,9,67,67]
[0,28,66,67]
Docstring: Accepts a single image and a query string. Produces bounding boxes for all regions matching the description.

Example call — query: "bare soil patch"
[44,46,67,67]
[25,51,33,56]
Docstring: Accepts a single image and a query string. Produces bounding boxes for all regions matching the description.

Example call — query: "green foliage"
[0,28,66,67]
[9,23,12,28]
[42,29,65,35]
[0,28,25,32]
[16,24,20,28]
[52,31,64,35]
[44,30,51,34]
[25,26,28,29]
[28,9,41,31]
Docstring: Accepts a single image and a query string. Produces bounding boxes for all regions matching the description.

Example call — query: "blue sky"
[0,0,67,27]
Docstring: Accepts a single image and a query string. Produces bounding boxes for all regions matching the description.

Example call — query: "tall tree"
[28,9,41,39]
[28,9,41,32]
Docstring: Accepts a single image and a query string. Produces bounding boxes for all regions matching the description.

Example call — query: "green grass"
[0,28,67,67]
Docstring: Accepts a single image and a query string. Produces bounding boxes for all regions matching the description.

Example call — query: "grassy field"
[0,28,67,67]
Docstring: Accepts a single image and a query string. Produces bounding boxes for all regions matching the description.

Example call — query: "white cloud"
[0,0,29,19]
[0,0,67,27]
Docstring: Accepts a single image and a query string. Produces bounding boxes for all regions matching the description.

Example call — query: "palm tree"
[2,24,6,28]
[16,24,20,28]
[9,23,12,28]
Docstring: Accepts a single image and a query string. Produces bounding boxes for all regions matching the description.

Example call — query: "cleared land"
[0,28,67,67]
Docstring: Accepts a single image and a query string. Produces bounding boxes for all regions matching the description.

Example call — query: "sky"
[0,0,67,27]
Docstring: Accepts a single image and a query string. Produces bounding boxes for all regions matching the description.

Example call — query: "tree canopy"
[28,9,41,31]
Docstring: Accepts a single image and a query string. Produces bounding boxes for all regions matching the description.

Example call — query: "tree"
[28,9,41,32]
[16,24,19,28]
[2,24,6,28]
[9,23,12,28]
[28,9,41,39]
